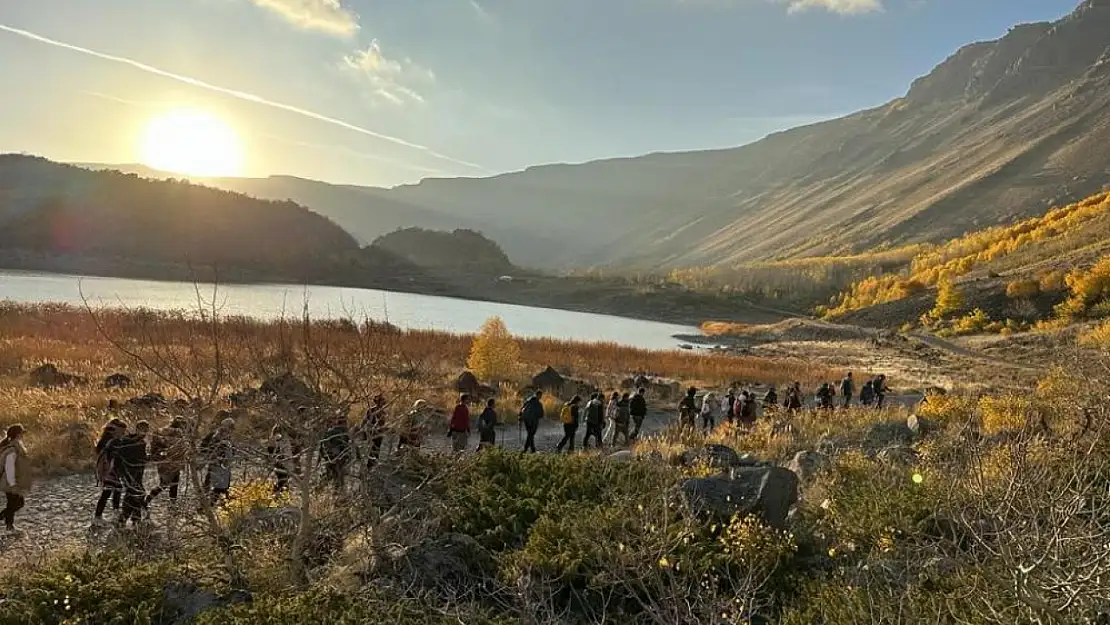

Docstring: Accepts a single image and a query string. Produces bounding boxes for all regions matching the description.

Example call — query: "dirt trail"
[907,332,1039,374]
[0,411,677,569]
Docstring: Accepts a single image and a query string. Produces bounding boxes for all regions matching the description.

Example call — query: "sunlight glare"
[140,109,244,177]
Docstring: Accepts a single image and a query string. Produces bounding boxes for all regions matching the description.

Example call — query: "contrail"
[0,23,489,172]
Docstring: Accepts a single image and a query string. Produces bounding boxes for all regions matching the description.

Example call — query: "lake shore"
[0,253,789,327]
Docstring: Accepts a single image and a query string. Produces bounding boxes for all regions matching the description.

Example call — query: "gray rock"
[161,582,251,624]
[865,421,914,449]
[104,373,132,389]
[29,363,86,389]
[608,450,634,462]
[786,450,828,482]
[681,467,799,529]
[907,413,939,438]
[391,532,497,594]
[681,444,743,470]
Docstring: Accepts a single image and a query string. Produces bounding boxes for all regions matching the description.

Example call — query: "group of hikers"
[0,372,892,534]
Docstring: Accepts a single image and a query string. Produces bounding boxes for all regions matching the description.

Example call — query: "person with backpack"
[739,391,758,427]
[679,387,698,429]
[1,424,30,536]
[266,424,296,495]
[145,416,188,508]
[784,382,804,413]
[449,394,471,454]
[582,393,605,449]
[612,392,632,446]
[398,400,429,452]
[556,395,582,453]
[320,415,352,490]
[700,392,721,432]
[114,421,150,527]
[629,387,648,440]
[860,380,876,406]
[840,372,855,409]
[724,388,737,425]
[93,418,126,524]
[816,382,835,411]
[874,374,889,408]
[603,392,621,445]
[519,391,545,453]
[477,398,498,450]
[763,386,778,414]
[360,394,387,469]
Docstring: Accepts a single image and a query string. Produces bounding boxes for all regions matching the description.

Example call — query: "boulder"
[786,450,828,482]
[649,379,682,400]
[531,366,566,392]
[259,372,315,403]
[161,582,251,625]
[680,444,742,470]
[865,421,914,449]
[391,532,497,594]
[455,371,480,395]
[907,413,939,438]
[29,364,86,389]
[128,392,167,409]
[681,468,799,529]
[104,373,132,389]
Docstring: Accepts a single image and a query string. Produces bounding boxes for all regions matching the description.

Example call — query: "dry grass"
[0,302,839,474]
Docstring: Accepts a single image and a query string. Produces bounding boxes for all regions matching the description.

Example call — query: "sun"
[139,109,244,177]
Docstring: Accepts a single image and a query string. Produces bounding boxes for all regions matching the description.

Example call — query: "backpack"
[560,404,574,424]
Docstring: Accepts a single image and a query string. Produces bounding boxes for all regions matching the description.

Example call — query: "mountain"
[76,1,1110,274]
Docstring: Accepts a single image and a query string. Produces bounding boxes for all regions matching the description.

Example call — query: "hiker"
[700,392,721,432]
[841,372,855,409]
[784,382,803,413]
[556,395,582,453]
[449,394,472,454]
[604,392,621,444]
[145,416,188,508]
[739,391,758,427]
[94,418,127,523]
[0,424,30,535]
[679,387,699,429]
[763,386,778,414]
[361,394,387,469]
[398,400,429,451]
[114,421,150,527]
[477,398,498,450]
[520,391,545,453]
[629,387,648,440]
[613,392,632,446]
[320,415,352,490]
[724,388,737,425]
[204,418,235,506]
[860,380,876,406]
[266,424,296,495]
[874,374,889,408]
[582,393,605,449]
[816,382,835,411]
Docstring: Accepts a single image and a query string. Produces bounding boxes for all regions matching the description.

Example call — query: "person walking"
[266,424,296,495]
[700,392,720,432]
[398,400,428,452]
[840,372,855,409]
[874,374,889,409]
[816,383,835,411]
[204,418,235,506]
[145,416,188,508]
[613,393,632,446]
[449,394,472,454]
[860,380,876,406]
[679,387,698,429]
[361,394,387,469]
[114,421,150,527]
[520,391,545,453]
[739,391,758,427]
[603,392,621,445]
[784,382,803,414]
[556,395,581,453]
[762,386,778,415]
[477,398,498,451]
[724,388,737,425]
[629,387,648,440]
[582,394,605,449]
[93,418,126,524]
[320,416,352,491]
[0,424,31,535]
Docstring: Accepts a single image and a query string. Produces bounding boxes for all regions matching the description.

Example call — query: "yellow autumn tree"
[467,316,521,382]
[928,277,965,321]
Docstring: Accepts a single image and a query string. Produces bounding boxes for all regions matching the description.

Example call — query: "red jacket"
[450,404,470,432]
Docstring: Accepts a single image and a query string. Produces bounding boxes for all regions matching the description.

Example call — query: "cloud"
[247,0,359,37]
[0,23,487,172]
[341,40,436,106]
[784,0,883,15]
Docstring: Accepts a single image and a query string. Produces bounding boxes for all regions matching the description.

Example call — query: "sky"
[0,0,1081,187]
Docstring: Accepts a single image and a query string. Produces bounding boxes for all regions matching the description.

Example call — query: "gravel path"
[0,411,677,570]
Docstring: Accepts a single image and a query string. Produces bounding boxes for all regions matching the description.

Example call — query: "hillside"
[370,228,515,276]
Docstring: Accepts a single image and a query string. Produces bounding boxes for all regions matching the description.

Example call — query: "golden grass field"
[0,302,840,474]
